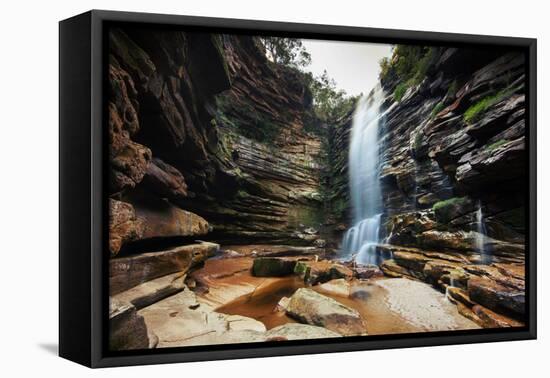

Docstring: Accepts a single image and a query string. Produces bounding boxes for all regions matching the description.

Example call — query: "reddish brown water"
[217,276,423,335]
[217,276,303,329]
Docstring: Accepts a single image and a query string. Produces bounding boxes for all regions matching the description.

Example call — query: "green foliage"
[412,47,436,84]
[393,82,409,102]
[379,56,391,79]
[432,197,467,212]
[486,139,508,151]
[463,88,516,124]
[331,197,348,219]
[379,45,438,101]
[430,102,445,119]
[303,70,358,129]
[393,45,425,79]
[432,197,470,224]
[259,37,311,68]
[413,131,424,151]
[447,79,459,99]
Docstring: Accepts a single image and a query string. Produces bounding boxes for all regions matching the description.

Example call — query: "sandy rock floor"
[375,278,480,331]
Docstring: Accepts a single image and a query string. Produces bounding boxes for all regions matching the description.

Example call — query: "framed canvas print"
[59,10,537,368]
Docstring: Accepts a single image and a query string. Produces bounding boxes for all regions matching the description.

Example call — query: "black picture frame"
[59,9,537,368]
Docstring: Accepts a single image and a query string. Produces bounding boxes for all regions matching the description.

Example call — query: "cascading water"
[341,85,386,265]
[475,202,492,264]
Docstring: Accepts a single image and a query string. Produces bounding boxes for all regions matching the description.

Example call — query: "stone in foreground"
[138,288,266,348]
[109,297,152,351]
[286,288,367,336]
[113,272,187,310]
[266,323,341,340]
[110,241,219,295]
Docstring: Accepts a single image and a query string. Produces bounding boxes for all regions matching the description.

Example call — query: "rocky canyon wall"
[108,27,325,259]
[324,46,527,327]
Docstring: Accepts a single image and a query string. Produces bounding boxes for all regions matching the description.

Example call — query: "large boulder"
[110,241,219,295]
[252,257,297,277]
[141,158,188,203]
[316,279,351,297]
[134,199,209,240]
[352,264,384,279]
[294,260,353,285]
[385,211,437,246]
[138,289,267,348]
[109,297,152,351]
[286,288,367,336]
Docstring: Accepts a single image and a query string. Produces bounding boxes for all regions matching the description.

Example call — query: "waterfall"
[342,85,386,265]
[475,202,492,264]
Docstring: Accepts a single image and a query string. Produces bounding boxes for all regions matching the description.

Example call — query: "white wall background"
[0,0,546,375]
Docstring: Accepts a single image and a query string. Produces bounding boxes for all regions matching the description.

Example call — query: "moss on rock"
[252,257,297,277]
[432,197,473,224]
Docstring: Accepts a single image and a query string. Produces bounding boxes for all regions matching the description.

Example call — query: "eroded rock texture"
[325,46,527,326]
[106,27,528,348]
[108,28,324,249]
[107,29,328,349]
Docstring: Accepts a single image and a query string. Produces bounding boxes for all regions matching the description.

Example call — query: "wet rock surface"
[106,28,527,351]
[286,288,367,336]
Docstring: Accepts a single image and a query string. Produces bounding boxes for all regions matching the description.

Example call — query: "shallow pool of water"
[217,277,425,335]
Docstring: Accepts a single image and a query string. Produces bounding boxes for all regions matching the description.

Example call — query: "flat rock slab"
[467,276,525,317]
[286,288,366,336]
[113,272,186,310]
[223,244,326,257]
[266,323,341,340]
[110,242,219,295]
[316,279,351,297]
[138,288,267,348]
[375,278,480,331]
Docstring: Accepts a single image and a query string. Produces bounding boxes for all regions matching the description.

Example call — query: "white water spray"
[475,202,492,264]
[342,86,386,265]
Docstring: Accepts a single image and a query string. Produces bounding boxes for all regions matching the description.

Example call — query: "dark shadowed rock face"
[109,298,152,351]
[108,28,325,245]
[109,199,144,256]
[252,257,297,277]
